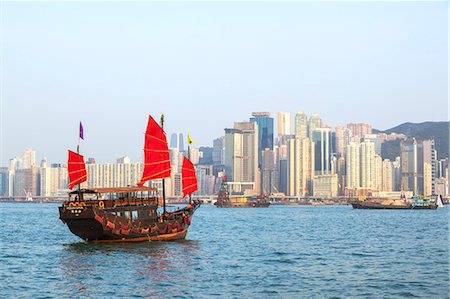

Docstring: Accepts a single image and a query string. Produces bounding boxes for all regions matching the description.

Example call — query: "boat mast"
[77,136,81,201]
[188,143,192,205]
[161,114,167,214]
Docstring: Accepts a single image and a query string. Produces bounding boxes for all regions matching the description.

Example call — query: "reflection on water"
[60,239,201,297]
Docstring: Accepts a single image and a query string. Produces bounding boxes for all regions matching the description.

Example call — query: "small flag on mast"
[188,134,194,145]
[79,122,84,140]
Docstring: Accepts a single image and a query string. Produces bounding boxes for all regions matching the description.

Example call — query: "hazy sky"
[1,1,448,166]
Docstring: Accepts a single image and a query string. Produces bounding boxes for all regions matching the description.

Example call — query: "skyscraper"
[224,121,259,194]
[294,112,308,139]
[308,114,323,138]
[250,112,274,168]
[401,138,423,194]
[335,125,352,157]
[23,148,36,169]
[422,139,436,195]
[311,127,332,175]
[169,133,185,152]
[287,137,314,196]
[346,142,360,190]
[360,141,375,189]
[277,112,291,137]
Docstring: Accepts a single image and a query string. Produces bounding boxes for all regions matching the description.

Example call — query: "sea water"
[0,203,448,298]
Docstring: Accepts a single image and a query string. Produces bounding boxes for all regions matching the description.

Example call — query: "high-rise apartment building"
[294,112,308,139]
[374,155,383,191]
[23,148,36,169]
[40,164,68,196]
[347,123,372,138]
[346,142,360,189]
[362,134,382,156]
[277,112,291,137]
[422,140,436,195]
[287,137,314,197]
[360,141,375,189]
[335,126,352,158]
[382,159,393,191]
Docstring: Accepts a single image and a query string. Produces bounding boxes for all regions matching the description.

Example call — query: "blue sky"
[1,1,448,165]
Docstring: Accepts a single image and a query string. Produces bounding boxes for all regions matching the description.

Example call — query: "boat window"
[124,211,131,219]
[131,211,138,220]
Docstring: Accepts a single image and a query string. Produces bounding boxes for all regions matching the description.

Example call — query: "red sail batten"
[182,157,198,198]
[68,150,87,190]
[137,115,171,186]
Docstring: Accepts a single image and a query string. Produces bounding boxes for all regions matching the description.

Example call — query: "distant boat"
[350,195,442,210]
[214,176,270,208]
[59,115,201,242]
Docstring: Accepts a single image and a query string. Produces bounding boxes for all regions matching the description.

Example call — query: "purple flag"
[79,122,84,140]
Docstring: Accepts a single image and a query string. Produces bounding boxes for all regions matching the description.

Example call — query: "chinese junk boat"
[59,115,201,242]
[214,177,270,208]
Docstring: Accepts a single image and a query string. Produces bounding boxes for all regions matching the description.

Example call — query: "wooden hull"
[59,201,200,242]
[351,202,437,210]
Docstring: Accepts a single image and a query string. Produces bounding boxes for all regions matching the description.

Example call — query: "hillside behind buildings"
[375,121,449,161]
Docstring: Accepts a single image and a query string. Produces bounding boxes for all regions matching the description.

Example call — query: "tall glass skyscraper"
[250,112,274,168]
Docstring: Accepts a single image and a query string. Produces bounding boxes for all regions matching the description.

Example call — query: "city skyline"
[1,1,448,166]
[1,114,447,167]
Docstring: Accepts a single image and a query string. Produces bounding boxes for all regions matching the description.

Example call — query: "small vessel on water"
[214,177,270,208]
[351,195,443,210]
[59,115,201,242]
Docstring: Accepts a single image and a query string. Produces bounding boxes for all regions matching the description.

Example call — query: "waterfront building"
[277,112,291,137]
[313,174,338,198]
[435,177,448,197]
[422,139,436,195]
[0,167,8,196]
[374,155,383,191]
[382,159,393,192]
[287,137,314,197]
[436,158,448,179]
[294,112,308,139]
[401,138,423,194]
[261,148,277,195]
[196,165,215,195]
[14,166,38,196]
[346,142,360,189]
[400,138,436,195]
[360,141,375,189]
[40,163,68,197]
[250,112,274,168]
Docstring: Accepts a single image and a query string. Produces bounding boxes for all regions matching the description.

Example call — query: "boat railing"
[64,197,158,208]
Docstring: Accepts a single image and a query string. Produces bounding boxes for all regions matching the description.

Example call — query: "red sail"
[137,115,171,186]
[182,157,198,197]
[68,150,87,190]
